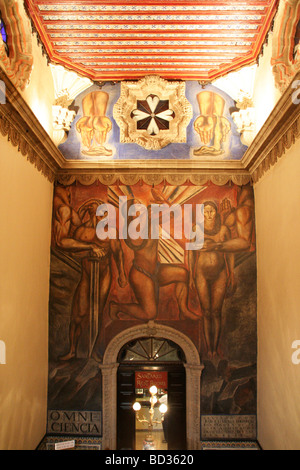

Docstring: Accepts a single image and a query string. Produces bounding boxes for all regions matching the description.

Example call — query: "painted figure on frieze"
[76,90,113,157]
[193,91,231,157]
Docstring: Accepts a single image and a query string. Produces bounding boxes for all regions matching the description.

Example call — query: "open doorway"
[117,337,186,450]
[134,375,168,451]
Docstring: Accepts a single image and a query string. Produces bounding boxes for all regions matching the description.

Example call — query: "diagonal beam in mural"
[25,0,279,81]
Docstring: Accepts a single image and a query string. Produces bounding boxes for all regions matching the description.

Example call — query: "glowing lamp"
[159,404,168,415]
[133,402,141,412]
[149,385,158,395]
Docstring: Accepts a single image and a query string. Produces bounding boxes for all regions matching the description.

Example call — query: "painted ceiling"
[25,0,279,82]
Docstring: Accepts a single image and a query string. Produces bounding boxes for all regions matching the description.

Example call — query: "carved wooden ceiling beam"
[24,0,279,83]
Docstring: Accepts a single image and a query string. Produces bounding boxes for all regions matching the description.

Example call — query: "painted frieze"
[58,77,247,161]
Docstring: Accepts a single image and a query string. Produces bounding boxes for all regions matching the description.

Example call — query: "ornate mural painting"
[48,179,257,437]
[58,79,248,161]
[113,75,192,151]
[76,90,113,157]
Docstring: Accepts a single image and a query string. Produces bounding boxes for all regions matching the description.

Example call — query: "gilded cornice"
[0,68,299,186]
[242,70,300,183]
[55,171,252,188]
[0,68,64,182]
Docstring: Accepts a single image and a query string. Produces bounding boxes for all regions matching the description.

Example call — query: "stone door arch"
[100,322,204,450]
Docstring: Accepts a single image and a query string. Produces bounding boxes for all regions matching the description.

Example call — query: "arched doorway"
[117,337,186,450]
[100,322,204,450]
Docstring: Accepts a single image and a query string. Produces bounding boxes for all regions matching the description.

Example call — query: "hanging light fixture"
[133,385,168,450]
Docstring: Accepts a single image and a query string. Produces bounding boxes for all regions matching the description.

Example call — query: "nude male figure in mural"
[76,91,113,157]
[53,186,104,259]
[189,201,235,359]
[109,189,201,322]
[194,91,231,157]
[59,201,128,362]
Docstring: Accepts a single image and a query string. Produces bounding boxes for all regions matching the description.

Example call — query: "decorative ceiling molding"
[0,67,299,186]
[54,171,252,188]
[251,114,300,182]
[0,0,33,91]
[0,110,55,181]
[271,0,300,93]
[0,68,64,182]
[50,64,93,145]
[24,0,279,82]
[242,70,300,183]
[113,75,192,150]
[50,63,93,102]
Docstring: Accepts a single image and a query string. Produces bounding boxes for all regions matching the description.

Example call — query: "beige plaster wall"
[0,136,53,450]
[255,139,300,450]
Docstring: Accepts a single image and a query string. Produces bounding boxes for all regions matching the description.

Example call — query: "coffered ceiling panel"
[25,0,279,81]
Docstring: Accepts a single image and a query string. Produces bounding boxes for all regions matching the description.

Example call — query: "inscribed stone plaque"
[47,410,101,436]
[201,415,256,440]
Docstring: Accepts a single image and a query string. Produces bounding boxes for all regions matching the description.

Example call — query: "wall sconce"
[133,385,167,449]
[0,340,6,364]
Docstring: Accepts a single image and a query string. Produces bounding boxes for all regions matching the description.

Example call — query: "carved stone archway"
[100,322,204,450]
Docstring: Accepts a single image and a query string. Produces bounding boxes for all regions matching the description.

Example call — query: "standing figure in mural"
[193,91,231,157]
[62,200,127,362]
[76,90,113,157]
[189,201,235,359]
[53,189,127,362]
[109,191,201,322]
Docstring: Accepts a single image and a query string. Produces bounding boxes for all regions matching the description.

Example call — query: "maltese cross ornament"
[131,94,175,136]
